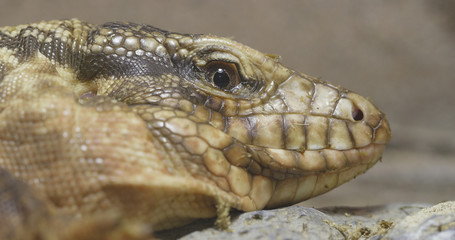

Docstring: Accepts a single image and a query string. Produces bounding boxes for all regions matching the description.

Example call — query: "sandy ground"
[1,0,453,207]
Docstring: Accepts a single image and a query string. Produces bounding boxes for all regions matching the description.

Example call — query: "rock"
[384,201,455,240]
[157,202,455,239]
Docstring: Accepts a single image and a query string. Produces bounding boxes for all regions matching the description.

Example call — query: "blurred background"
[1,0,453,207]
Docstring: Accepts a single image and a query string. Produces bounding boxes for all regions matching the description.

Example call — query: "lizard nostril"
[352,105,364,121]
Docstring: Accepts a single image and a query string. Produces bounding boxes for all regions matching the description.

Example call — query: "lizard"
[0,19,391,239]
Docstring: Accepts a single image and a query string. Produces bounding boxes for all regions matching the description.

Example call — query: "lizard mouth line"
[244,142,387,178]
[331,142,387,169]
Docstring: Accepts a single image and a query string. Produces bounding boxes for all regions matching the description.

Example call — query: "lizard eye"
[205,61,240,90]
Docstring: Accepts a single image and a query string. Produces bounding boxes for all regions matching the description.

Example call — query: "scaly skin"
[0,19,391,238]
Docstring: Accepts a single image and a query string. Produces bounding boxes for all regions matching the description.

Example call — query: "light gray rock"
[385,201,455,240]
[157,202,455,239]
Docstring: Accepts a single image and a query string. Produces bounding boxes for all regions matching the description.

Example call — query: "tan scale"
[0,19,391,239]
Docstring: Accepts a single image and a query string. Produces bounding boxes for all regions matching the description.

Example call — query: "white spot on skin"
[103,46,114,54]
[94,35,106,45]
[178,37,193,47]
[177,49,189,59]
[140,38,158,52]
[135,49,145,56]
[155,45,167,57]
[164,38,179,53]
[124,37,140,50]
[152,32,165,43]
[110,35,123,46]
[115,47,126,56]
[90,44,103,53]
[99,28,114,36]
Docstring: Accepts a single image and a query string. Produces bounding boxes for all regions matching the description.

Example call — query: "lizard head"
[78,22,391,211]
[0,19,392,231]
[180,34,392,209]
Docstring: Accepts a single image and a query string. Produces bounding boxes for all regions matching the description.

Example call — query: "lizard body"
[0,19,391,239]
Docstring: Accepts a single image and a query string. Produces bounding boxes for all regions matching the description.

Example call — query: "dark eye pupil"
[213,68,230,88]
[205,61,239,90]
